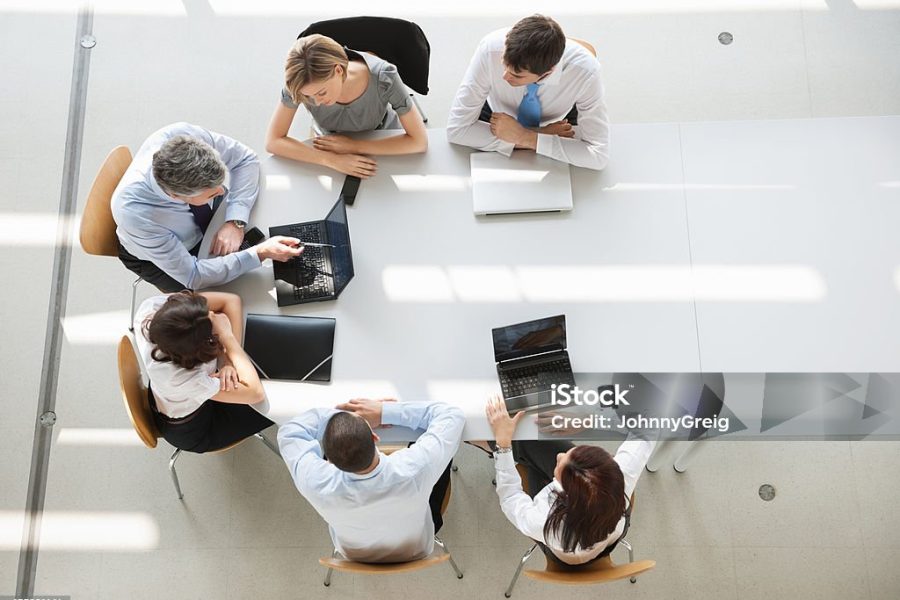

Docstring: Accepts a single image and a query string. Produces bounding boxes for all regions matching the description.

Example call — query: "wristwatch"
[228,220,246,230]
[494,446,513,455]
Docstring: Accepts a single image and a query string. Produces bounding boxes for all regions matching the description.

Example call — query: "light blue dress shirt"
[111,122,262,289]
[278,402,465,563]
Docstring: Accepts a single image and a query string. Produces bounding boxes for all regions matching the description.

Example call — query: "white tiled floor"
[3,1,900,598]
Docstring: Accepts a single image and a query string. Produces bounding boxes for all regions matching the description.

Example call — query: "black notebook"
[243,313,335,382]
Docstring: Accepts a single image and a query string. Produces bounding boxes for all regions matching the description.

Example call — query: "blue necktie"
[517,83,541,128]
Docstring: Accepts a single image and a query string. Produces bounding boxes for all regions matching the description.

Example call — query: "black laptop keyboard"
[285,224,332,301]
[500,357,574,398]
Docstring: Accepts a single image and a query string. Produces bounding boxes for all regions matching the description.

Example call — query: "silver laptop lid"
[471,151,574,215]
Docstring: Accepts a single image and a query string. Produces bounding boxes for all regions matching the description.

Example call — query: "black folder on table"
[243,313,335,382]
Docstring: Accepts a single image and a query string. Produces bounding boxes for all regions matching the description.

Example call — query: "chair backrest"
[319,552,450,575]
[117,334,159,449]
[570,37,597,58]
[80,146,132,257]
[298,17,430,95]
[525,555,656,584]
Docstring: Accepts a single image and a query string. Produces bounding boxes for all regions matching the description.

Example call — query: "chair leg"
[128,276,143,332]
[254,432,280,457]
[504,543,537,598]
[434,536,463,579]
[619,539,637,582]
[323,548,337,587]
[168,448,184,500]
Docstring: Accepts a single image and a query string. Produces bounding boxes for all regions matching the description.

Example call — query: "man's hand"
[489,113,537,149]
[335,398,397,428]
[254,236,304,262]
[538,119,575,138]
[324,153,378,179]
[211,221,244,256]
[485,394,525,448]
[313,134,358,155]
[213,365,240,392]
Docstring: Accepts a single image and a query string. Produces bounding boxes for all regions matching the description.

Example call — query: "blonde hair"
[285,34,349,106]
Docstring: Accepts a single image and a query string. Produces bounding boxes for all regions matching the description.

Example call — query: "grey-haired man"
[112,122,302,292]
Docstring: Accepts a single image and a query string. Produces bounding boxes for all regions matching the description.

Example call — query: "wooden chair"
[570,37,598,58]
[80,147,145,331]
[117,335,277,500]
[503,467,653,597]
[320,445,463,587]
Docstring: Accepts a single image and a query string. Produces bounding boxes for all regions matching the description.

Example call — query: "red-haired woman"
[484,395,655,567]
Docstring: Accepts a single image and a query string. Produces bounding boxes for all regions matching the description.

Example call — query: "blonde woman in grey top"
[265,34,428,179]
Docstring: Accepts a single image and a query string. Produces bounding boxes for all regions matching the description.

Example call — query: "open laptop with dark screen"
[492,315,577,414]
[269,198,354,307]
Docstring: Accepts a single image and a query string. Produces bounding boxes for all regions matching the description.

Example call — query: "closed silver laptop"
[471,151,574,215]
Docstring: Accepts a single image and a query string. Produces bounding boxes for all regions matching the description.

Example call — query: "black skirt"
[148,386,274,454]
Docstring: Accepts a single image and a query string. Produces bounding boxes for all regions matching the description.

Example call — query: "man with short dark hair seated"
[447,14,609,170]
[112,122,303,292]
[278,399,465,563]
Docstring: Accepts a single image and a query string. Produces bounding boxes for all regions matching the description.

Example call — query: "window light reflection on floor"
[0,511,159,551]
[62,310,130,345]
[56,428,144,446]
[0,213,79,247]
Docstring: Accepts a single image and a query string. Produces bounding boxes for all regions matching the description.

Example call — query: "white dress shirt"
[447,28,610,171]
[112,122,262,290]
[278,402,465,563]
[133,295,220,419]
[494,438,655,565]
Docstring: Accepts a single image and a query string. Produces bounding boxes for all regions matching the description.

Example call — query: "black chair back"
[299,16,430,95]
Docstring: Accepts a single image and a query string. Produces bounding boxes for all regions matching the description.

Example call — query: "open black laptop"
[492,315,577,414]
[269,198,354,307]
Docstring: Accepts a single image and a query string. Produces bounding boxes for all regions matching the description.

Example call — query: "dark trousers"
[406,439,452,534]
[149,387,274,454]
[478,101,579,126]
[510,440,618,570]
[428,460,453,533]
[118,240,200,293]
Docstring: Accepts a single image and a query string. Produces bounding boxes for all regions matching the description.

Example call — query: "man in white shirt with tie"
[278,399,465,563]
[447,15,610,171]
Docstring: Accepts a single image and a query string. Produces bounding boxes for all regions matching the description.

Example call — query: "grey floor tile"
[33,551,102,600]
[628,442,736,549]
[723,442,863,548]
[850,442,900,549]
[863,546,900,599]
[225,546,355,600]
[99,548,229,600]
[734,547,871,600]
[228,436,332,548]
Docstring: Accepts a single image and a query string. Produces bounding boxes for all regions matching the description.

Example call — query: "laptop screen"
[492,315,567,362]
[324,198,354,295]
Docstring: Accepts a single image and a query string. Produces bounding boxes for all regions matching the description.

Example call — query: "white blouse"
[133,295,220,419]
[494,438,655,565]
